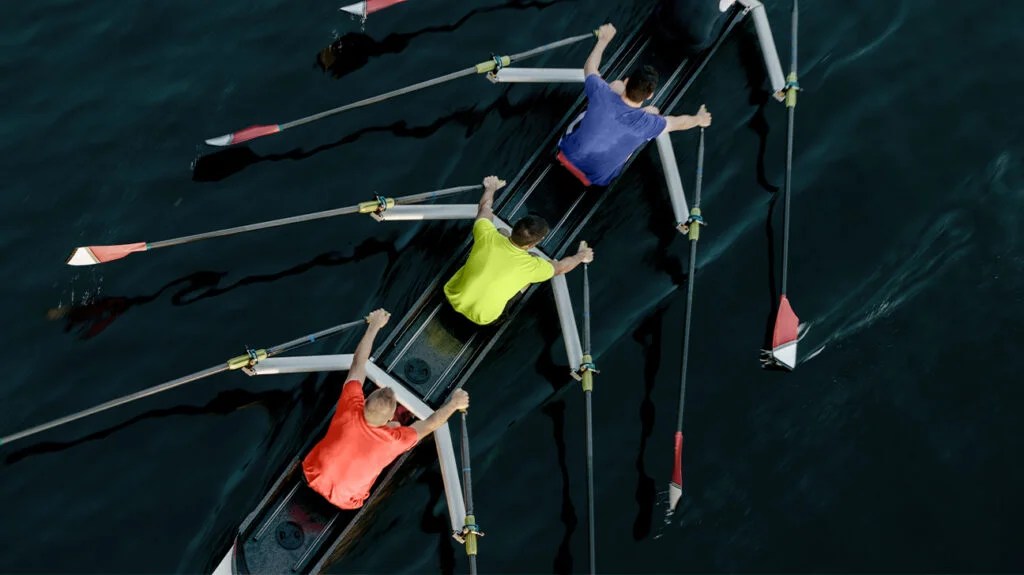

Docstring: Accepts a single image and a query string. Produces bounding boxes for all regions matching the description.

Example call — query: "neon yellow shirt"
[444,219,555,325]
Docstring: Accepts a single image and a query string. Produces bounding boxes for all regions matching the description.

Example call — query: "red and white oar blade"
[770,295,800,370]
[66,242,148,266]
[204,124,281,147]
[340,0,407,16]
[668,431,684,512]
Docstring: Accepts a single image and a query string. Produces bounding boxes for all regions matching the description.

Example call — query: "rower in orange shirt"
[302,308,469,509]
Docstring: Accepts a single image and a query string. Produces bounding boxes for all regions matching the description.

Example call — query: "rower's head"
[510,215,550,250]
[364,387,398,426]
[624,65,659,104]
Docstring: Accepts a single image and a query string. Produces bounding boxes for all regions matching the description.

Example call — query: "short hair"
[625,65,659,102]
[510,215,550,247]
[365,387,397,421]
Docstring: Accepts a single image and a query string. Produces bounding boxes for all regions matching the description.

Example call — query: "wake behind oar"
[0,318,367,447]
[204,31,596,147]
[65,184,480,266]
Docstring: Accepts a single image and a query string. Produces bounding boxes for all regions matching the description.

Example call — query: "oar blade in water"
[205,124,281,147]
[668,431,684,511]
[66,243,147,266]
[340,0,406,15]
[769,295,799,369]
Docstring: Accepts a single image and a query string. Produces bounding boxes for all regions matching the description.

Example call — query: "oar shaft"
[266,319,366,356]
[394,184,482,206]
[781,0,798,295]
[0,365,227,446]
[459,411,479,575]
[0,318,365,447]
[280,67,476,131]
[582,264,591,354]
[278,32,593,133]
[675,129,704,431]
[147,185,479,251]
[585,389,596,575]
[508,32,595,62]
[146,205,362,250]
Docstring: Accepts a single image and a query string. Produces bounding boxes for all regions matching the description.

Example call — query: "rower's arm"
[475,175,505,221]
[662,114,700,134]
[347,310,389,383]
[551,253,584,276]
[551,241,594,276]
[411,390,469,439]
[476,185,495,221]
[584,24,616,77]
[662,105,712,135]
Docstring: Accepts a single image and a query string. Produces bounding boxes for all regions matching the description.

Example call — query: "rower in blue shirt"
[557,23,712,188]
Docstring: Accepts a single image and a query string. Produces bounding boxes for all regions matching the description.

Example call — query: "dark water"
[2,0,1022,572]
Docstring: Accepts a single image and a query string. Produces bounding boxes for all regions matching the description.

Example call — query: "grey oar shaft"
[0,365,228,446]
[582,262,595,574]
[675,129,704,432]
[0,318,364,446]
[508,32,594,62]
[781,0,798,295]
[582,265,591,354]
[395,185,482,206]
[147,185,478,250]
[147,205,361,249]
[266,319,366,355]
[585,390,595,575]
[280,67,476,131]
[279,32,593,133]
[460,412,478,575]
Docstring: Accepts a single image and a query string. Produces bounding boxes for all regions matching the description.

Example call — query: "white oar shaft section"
[488,68,584,84]
[371,204,477,221]
[435,422,468,535]
[655,132,690,231]
[551,274,584,377]
[737,0,786,99]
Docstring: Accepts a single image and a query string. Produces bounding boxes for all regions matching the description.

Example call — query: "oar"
[579,243,597,575]
[66,184,480,266]
[0,318,367,447]
[340,0,406,18]
[458,410,482,575]
[766,0,800,370]
[668,128,706,514]
[204,31,596,146]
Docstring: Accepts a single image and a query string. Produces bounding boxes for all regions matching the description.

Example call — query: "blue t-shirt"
[558,74,668,186]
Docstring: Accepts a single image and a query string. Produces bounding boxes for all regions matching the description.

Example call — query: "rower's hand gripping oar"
[763,0,801,370]
[453,409,483,575]
[0,318,367,447]
[667,129,706,515]
[66,184,481,266]
[204,31,598,147]
[577,241,598,575]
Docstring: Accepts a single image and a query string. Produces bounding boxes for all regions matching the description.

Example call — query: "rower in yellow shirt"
[445,175,595,325]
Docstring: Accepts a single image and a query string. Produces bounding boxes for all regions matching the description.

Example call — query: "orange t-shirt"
[302,380,419,509]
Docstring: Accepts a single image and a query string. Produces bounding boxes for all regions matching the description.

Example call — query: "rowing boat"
[212,7,748,573]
